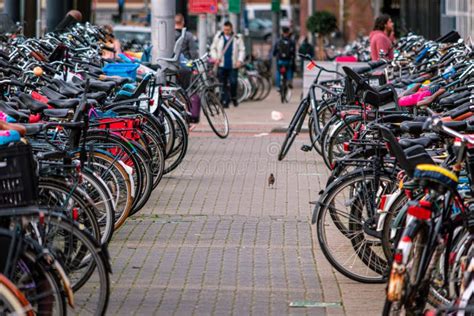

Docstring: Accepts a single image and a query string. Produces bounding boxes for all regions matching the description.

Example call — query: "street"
[106,88,385,315]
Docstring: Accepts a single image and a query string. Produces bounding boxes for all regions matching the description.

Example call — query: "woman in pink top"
[369,14,395,61]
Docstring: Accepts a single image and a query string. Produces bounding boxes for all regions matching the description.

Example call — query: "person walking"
[210,21,246,108]
[175,13,198,60]
[369,14,395,61]
[273,27,296,90]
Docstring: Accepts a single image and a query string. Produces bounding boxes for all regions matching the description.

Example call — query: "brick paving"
[106,89,385,315]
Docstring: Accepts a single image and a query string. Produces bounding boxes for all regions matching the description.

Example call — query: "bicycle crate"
[102,63,139,80]
[0,142,38,208]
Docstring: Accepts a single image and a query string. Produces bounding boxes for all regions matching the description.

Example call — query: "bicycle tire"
[31,214,110,315]
[202,90,230,139]
[315,170,396,283]
[278,99,308,161]
[38,178,102,244]
[164,107,189,174]
[79,151,133,230]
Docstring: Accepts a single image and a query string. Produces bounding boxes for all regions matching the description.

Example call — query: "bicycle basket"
[0,142,38,208]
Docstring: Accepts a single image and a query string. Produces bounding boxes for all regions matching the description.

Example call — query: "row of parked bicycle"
[235,58,272,103]
[279,30,474,314]
[0,21,227,315]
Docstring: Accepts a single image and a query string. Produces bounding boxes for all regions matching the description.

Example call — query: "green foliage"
[306,11,338,36]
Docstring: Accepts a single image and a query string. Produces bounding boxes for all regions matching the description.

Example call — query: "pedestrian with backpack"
[210,21,246,108]
[273,27,296,91]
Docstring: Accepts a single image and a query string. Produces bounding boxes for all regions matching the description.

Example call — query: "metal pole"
[151,0,176,60]
[36,0,41,37]
[308,0,314,44]
[271,9,280,85]
[46,0,66,32]
[339,0,344,36]
[229,13,238,30]
[198,14,207,57]
[4,0,20,22]
[208,13,217,37]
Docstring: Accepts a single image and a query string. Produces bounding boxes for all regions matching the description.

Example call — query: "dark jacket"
[273,36,296,61]
[176,29,199,60]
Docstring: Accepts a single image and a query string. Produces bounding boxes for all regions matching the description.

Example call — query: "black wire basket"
[0,142,38,208]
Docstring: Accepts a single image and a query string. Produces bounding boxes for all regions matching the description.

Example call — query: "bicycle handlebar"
[298,53,344,76]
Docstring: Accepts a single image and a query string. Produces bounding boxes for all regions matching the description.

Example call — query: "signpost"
[189,0,218,14]
[189,0,218,58]
[228,0,241,13]
[271,0,281,84]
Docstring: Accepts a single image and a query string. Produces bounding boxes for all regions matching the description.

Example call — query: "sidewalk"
[194,80,305,134]
[106,86,385,315]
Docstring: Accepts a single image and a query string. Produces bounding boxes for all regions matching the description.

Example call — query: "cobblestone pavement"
[106,90,385,315]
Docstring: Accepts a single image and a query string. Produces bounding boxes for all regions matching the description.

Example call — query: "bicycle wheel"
[202,90,230,139]
[323,115,363,169]
[155,104,176,157]
[315,170,396,283]
[38,178,102,244]
[278,99,308,161]
[126,141,154,215]
[237,76,251,103]
[164,108,189,174]
[30,214,110,316]
[75,150,133,230]
[258,76,272,101]
[10,248,66,316]
[280,80,287,103]
[381,191,408,260]
[85,131,148,214]
[0,273,34,316]
[383,225,429,315]
[80,170,116,244]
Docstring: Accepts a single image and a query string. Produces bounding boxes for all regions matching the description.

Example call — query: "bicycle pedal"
[301,145,312,152]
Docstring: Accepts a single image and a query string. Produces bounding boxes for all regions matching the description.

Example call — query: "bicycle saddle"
[0,101,29,122]
[43,108,70,118]
[52,79,82,97]
[41,86,67,100]
[98,75,131,86]
[72,76,115,93]
[17,93,49,113]
[48,99,80,109]
[364,89,394,107]
[399,136,437,149]
[404,145,435,166]
[438,91,471,108]
[401,120,467,135]
[22,123,45,136]
[84,91,107,103]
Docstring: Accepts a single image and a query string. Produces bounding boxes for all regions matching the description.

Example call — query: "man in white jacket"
[210,21,246,108]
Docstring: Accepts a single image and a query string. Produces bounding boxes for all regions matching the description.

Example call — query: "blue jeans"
[218,67,238,105]
[275,60,293,88]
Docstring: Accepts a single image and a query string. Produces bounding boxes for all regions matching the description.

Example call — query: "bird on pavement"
[268,173,275,188]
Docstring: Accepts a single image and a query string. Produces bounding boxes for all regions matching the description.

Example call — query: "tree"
[306,11,338,60]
